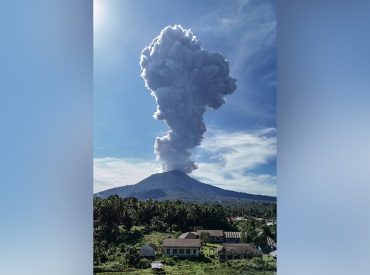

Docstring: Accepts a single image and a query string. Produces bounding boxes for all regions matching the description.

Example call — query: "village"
[94,196,277,274]
[140,223,277,273]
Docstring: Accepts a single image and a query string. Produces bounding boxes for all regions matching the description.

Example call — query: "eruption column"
[140,25,236,173]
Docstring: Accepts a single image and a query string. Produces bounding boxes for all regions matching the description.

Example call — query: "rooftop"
[141,243,158,250]
[224,231,241,239]
[269,250,277,257]
[197,230,224,237]
[216,243,260,254]
[266,236,276,247]
[178,232,198,239]
[162,238,202,248]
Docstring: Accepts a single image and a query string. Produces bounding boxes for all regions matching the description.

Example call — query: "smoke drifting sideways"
[140,25,236,173]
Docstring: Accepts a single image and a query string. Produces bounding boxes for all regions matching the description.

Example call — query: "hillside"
[95,170,276,202]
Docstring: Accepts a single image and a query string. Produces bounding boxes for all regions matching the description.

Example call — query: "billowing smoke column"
[140,25,236,173]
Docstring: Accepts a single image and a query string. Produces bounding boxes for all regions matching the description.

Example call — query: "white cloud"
[94,128,276,196]
[93,157,160,193]
[192,128,276,196]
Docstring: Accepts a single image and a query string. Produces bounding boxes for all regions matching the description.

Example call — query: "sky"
[3,2,370,274]
[94,0,276,196]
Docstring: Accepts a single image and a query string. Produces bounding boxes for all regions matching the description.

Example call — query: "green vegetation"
[94,195,276,274]
[201,243,219,258]
[143,231,179,247]
[221,201,276,220]
[237,219,276,247]
[95,259,276,275]
[199,231,211,245]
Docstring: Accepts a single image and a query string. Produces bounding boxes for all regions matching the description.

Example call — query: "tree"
[270,224,277,241]
[122,245,142,268]
[200,232,211,245]
[254,232,267,248]
[137,258,151,269]
[93,240,108,265]
[240,230,247,243]
[93,196,276,267]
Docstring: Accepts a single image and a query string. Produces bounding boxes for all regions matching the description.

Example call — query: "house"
[224,231,241,243]
[140,244,157,258]
[216,243,261,261]
[178,232,198,239]
[257,234,277,253]
[197,230,224,243]
[162,239,201,257]
[178,230,241,243]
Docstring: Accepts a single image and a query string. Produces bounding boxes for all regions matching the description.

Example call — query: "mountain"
[95,170,276,202]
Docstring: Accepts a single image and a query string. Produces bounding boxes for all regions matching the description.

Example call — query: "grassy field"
[142,231,179,247]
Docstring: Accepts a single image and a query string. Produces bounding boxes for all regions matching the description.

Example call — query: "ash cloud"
[140,25,236,173]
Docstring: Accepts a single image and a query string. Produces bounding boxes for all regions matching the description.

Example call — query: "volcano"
[95,170,276,202]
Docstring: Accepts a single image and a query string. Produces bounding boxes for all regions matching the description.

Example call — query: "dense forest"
[94,195,276,242]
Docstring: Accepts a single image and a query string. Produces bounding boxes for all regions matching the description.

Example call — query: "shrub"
[122,245,142,268]
[109,262,125,272]
[250,256,264,270]
[137,258,151,269]
[162,257,176,266]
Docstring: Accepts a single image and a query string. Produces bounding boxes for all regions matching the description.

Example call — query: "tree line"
[94,195,275,244]
[94,195,234,243]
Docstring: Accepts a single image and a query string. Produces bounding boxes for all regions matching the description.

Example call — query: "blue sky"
[3,2,370,273]
[94,0,276,195]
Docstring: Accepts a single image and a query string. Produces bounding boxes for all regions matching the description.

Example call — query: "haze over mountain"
[95,170,276,202]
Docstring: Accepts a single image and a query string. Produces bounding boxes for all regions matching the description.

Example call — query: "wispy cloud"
[94,128,276,196]
[192,127,276,196]
[194,0,276,121]
[195,0,276,74]
[93,158,160,193]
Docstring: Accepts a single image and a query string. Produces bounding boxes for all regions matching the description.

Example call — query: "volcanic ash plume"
[140,25,236,173]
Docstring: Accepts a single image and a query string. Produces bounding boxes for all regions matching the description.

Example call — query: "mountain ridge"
[95,170,276,202]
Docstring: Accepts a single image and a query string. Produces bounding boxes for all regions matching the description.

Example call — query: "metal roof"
[197,230,224,237]
[224,231,241,239]
[216,243,260,254]
[266,236,276,247]
[269,250,277,257]
[162,238,202,248]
